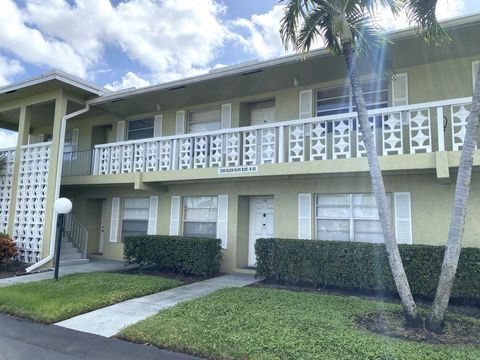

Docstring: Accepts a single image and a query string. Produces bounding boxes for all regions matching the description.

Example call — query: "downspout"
[26,104,91,273]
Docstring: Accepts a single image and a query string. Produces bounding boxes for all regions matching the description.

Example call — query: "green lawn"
[119,287,480,360]
[0,272,181,324]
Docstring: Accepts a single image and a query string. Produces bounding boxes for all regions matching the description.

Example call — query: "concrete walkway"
[0,260,134,288]
[56,273,259,337]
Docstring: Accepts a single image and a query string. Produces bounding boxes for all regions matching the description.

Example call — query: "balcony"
[62,97,473,179]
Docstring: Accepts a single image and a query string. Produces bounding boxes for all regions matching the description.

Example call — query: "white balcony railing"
[89,97,473,176]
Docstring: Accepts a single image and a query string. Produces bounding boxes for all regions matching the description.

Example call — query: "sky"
[1,0,480,147]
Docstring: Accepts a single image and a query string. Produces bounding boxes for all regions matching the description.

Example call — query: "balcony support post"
[436,107,445,152]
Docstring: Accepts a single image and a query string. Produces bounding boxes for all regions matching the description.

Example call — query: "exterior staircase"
[59,214,89,266]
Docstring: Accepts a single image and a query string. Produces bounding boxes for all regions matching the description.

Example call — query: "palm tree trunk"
[343,42,421,326]
[427,66,480,332]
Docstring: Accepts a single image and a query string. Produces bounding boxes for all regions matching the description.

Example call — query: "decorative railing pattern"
[0,148,15,233]
[64,213,88,259]
[13,142,51,263]
[64,97,473,177]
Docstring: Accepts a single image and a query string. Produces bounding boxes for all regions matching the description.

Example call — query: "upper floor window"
[127,118,154,140]
[122,197,149,239]
[183,196,218,238]
[188,108,221,133]
[316,80,388,117]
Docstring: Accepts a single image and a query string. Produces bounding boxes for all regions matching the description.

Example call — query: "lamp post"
[54,198,72,281]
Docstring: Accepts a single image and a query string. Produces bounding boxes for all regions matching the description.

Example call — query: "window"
[122,198,149,239]
[316,80,388,117]
[188,108,221,133]
[392,73,408,106]
[183,196,218,238]
[127,118,154,140]
[315,193,391,243]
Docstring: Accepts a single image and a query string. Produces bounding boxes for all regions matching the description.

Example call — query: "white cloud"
[21,0,232,82]
[232,5,287,60]
[0,0,88,77]
[376,0,465,30]
[105,72,150,91]
[0,130,18,149]
[436,0,465,20]
[0,55,24,86]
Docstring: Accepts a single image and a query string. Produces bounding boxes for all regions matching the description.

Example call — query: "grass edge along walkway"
[0,272,182,324]
[119,287,480,360]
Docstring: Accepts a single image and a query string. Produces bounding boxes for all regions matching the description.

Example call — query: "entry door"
[249,197,274,266]
[99,199,107,253]
[251,107,275,126]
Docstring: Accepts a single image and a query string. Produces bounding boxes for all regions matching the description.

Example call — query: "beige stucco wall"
[62,171,480,273]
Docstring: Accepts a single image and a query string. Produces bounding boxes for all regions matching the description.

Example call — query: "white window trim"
[314,193,391,243]
[187,107,222,134]
[315,81,388,117]
[391,73,409,107]
[182,196,218,238]
[127,118,155,141]
[121,197,150,239]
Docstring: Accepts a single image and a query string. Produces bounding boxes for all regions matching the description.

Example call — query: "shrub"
[256,238,480,304]
[124,235,222,277]
[0,233,18,264]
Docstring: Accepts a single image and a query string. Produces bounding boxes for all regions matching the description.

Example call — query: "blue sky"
[0,0,480,147]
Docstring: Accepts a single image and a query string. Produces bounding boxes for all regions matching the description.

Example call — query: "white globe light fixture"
[54,198,72,214]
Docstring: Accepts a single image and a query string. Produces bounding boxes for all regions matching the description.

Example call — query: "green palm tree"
[401,0,480,332]
[280,0,421,325]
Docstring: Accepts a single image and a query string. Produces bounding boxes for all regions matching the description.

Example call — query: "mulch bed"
[114,265,224,284]
[0,262,28,279]
[357,311,480,345]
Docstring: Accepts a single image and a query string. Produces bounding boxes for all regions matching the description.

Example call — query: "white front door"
[249,197,274,266]
[251,107,275,126]
[99,199,107,253]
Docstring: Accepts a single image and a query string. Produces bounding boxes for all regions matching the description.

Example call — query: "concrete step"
[60,241,77,250]
[59,259,90,266]
[60,248,83,259]
[60,252,84,260]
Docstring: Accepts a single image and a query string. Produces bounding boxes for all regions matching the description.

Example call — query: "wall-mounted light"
[156,104,161,111]
[293,77,299,87]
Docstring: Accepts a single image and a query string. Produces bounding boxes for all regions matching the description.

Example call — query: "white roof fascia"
[0,69,110,96]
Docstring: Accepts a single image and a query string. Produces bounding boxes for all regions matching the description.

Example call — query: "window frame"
[314,193,392,243]
[121,197,150,240]
[127,118,155,141]
[187,107,222,134]
[315,80,389,118]
[182,196,218,238]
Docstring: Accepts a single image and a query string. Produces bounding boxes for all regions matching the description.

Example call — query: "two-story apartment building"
[1,14,480,273]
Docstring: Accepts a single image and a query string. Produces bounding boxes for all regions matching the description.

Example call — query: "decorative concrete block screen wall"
[0,148,15,233]
[13,142,51,263]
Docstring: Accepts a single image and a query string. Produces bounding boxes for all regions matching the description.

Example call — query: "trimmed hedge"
[256,238,480,304]
[124,235,222,277]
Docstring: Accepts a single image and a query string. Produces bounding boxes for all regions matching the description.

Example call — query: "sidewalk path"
[0,260,134,288]
[56,273,258,337]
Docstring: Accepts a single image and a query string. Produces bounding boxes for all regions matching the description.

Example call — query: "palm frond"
[280,0,308,51]
[401,0,450,44]
[348,13,394,78]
